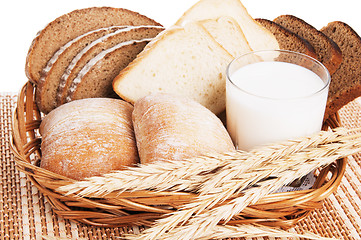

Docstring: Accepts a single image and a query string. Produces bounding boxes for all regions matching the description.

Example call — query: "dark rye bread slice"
[57,25,164,107]
[321,21,361,119]
[274,15,342,75]
[66,39,152,102]
[25,7,162,84]
[36,26,126,114]
[255,18,317,59]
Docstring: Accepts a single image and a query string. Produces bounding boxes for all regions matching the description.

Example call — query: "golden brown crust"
[39,98,139,180]
[132,94,235,164]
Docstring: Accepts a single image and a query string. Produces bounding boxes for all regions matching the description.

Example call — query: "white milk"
[226,61,329,151]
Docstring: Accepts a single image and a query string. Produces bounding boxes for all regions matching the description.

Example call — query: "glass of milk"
[226,50,330,151]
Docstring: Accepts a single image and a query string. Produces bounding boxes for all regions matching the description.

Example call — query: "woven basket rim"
[10,81,347,228]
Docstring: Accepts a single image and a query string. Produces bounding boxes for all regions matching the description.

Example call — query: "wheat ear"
[59,128,342,197]
[59,151,243,196]
[130,129,361,240]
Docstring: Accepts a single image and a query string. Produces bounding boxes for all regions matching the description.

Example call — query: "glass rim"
[226,49,331,101]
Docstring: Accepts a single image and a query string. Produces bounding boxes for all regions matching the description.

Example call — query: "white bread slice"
[199,16,252,57]
[25,7,162,84]
[113,22,234,115]
[67,39,152,103]
[57,25,164,106]
[174,0,279,52]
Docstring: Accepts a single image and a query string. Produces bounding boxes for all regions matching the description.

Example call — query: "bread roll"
[40,98,139,180]
[132,94,235,164]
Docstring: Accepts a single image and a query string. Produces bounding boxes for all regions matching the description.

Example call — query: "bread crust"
[274,15,342,75]
[67,39,150,102]
[60,26,163,106]
[113,23,234,115]
[25,7,162,84]
[40,98,139,180]
[321,21,361,119]
[174,0,279,52]
[36,26,126,114]
[256,18,318,59]
[132,94,235,164]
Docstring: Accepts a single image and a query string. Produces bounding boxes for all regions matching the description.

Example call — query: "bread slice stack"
[257,15,361,120]
[255,19,318,59]
[321,21,361,119]
[55,26,163,106]
[26,7,164,113]
[273,15,343,75]
[113,0,279,115]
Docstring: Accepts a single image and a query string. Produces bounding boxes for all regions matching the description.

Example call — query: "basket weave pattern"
[10,82,347,228]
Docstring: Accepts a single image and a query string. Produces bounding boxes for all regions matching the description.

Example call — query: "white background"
[1,0,360,93]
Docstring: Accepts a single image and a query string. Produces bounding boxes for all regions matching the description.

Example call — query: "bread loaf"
[113,21,234,115]
[40,98,138,180]
[132,94,235,164]
[25,7,162,84]
[274,15,342,75]
[321,21,361,119]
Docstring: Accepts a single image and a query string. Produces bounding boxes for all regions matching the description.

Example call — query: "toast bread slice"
[113,22,234,115]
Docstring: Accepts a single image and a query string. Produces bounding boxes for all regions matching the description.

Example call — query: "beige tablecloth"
[1,93,360,239]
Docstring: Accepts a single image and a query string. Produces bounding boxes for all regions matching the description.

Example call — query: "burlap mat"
[1,93,360,240]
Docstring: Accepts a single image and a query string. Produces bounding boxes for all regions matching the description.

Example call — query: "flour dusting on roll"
[40,98,139,180]
[132,93,235,164]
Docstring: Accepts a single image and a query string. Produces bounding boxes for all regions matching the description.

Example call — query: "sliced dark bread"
[66,39,152,103]
[321,21,361,119]
[36,26,126,114]
[26,7,162,84]
[255,18,317,59]
[274,15,342,75]
[57,26,164,107]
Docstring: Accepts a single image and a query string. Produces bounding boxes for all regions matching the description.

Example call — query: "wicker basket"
[11,81,347,229]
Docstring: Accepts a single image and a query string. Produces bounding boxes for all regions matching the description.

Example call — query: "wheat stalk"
[59,128,361,240]
[59,151,240,196]
[128,129,361,240]
[59,128,344,197]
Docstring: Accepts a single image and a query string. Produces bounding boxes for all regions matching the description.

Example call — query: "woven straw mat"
[1,93,360,240]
